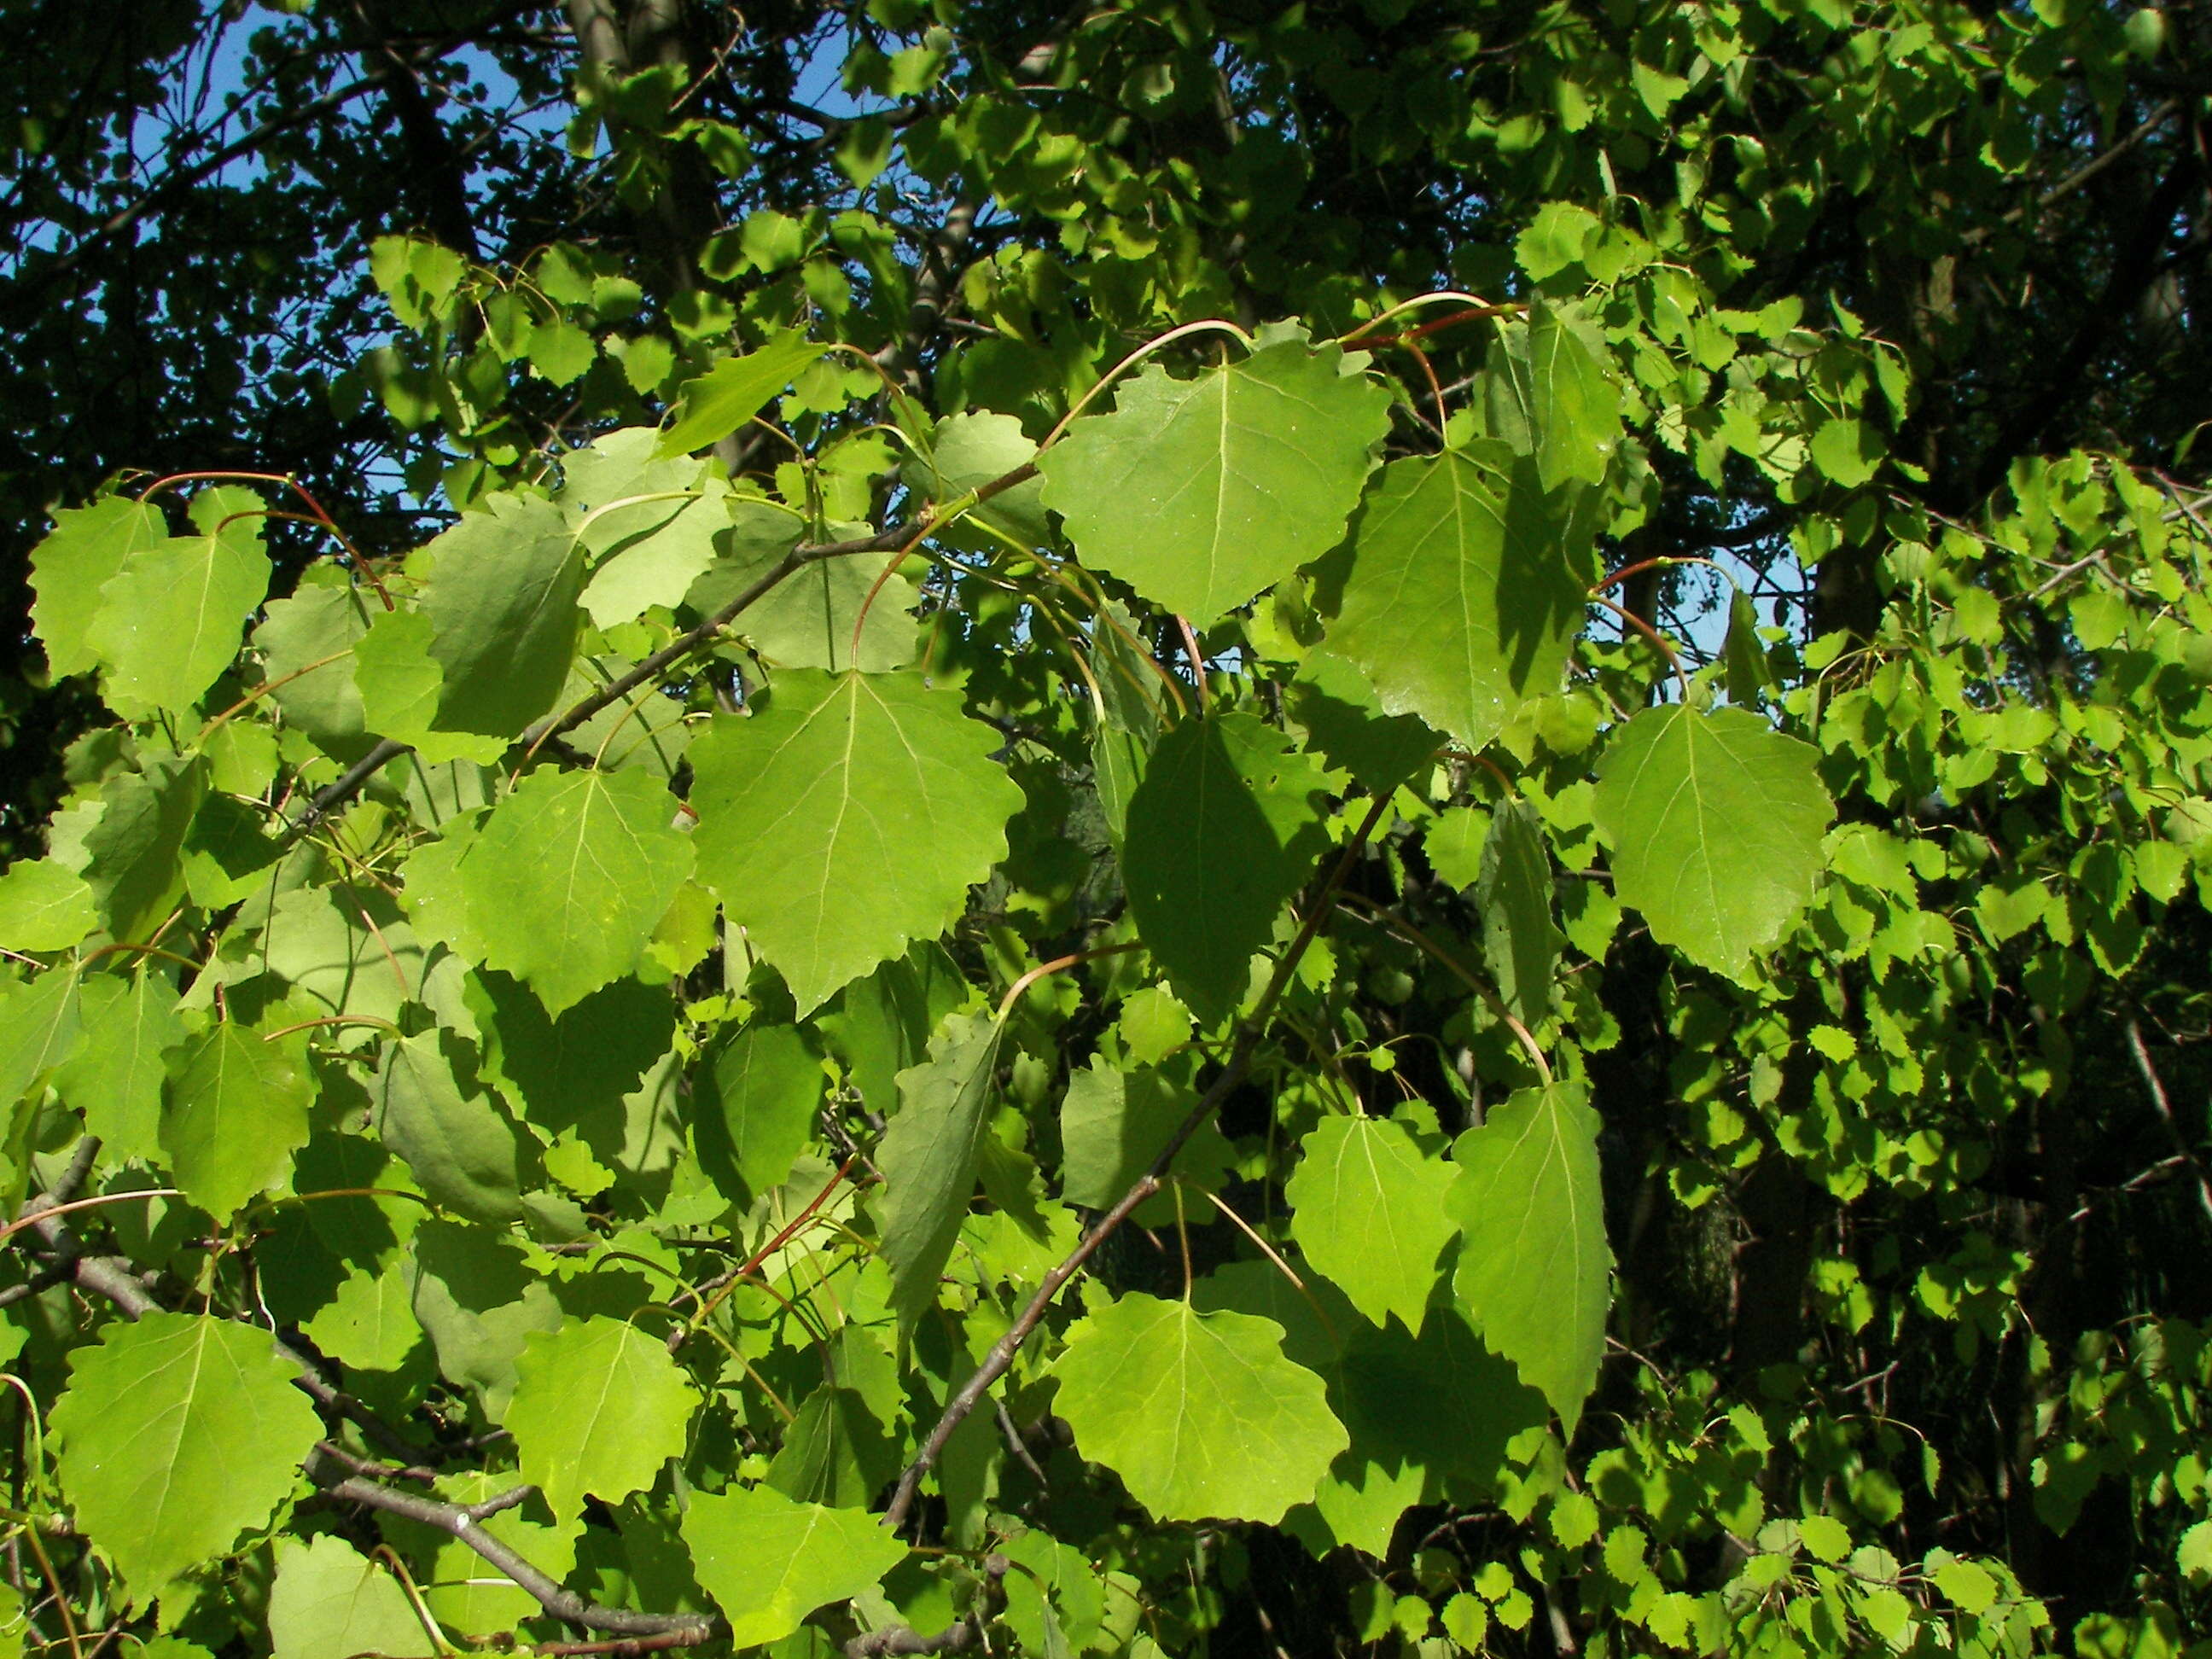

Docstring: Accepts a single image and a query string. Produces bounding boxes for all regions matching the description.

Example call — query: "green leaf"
[55,971,181,1165]
[373,1032,534,1224]
[1499,301,1621,492]
[451,766,693,1015]
[505,1315,697,1521]
[252,579,375,759]
[87,527,271,719]
[300,1254,425,1374]
[49,1312,322,1600]
[562,430,730,627]
[819,941,968,1116]
[905,410,1051,546]
[1478,800,1561,1027]
[0,859,98,952]
[268,1534,437,1659]
[765,1386,901,1509]
[1811,417,1880,487]
[1323,446,1592,752]
[682,505,917,674]
[1722,588,1776,705]
[1591,705,1832,974]
[1120,710,1334,1023]
[689,671,1020,1015]
[353,607,506,764]
[655,329,827,457]
[1284,652,1444,794]
[1336,1305,1548,1495]
[406,1220,562,1417]
[698,1022,825,1204]
[82,754,207,944]
[683,1483,905,1647]
[29,496,166,678]
[1929,1555,1996,1615]
[419,492,586,740]
[1423,806,1487,892]
[1039,337,1391,624]
[1055,1293,1346,1523]
[0,969,84,1115]
[1515,202,1600,282]
[1060,1056,1235,1209]
[160,1022,313,1221]
[1286,1115,1460,1331]
[2178,1519,2212,1586]
[876,1010,1001,1327]
[1445,1080,1611,1431]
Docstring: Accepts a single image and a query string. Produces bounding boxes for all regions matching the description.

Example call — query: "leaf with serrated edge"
[419,492,585,739]
[29,496,166,678]
[1324,445,1591,752]
[1120,711,1334,1023]
[373,1033,533,1224]
[1053,1293,1346,1523]
[56,972,180,1165]
[301,1254,424,1374]
[1445,1080,1611,1431]
[656,330,826,458]
[689,671,1020,1015]
[160,1023,312,1221]
[505,1316,697,1522]
[88,530,271,719]
[701,1022,825,1202]
[453,766,693,1015]
[82,754,207,945]
[876,1011,1001,1327]
[50,1313,322,1601]
[1591,704,1832,974]
[252,579,375,759]
[268,1534,436,1659]
[0,970,83,1112]
[1479,799,1562,1027]
[681,1483,906,1648]
[0,859,98,952]
[1039,338,1391,624]
[1287,1115,1460,1332]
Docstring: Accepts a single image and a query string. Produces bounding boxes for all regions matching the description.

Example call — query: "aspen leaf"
[1040,338,1390,625]
[268,1535,436,1659]
[1053,1293,1347,1523]
[681,1484,905,1649]
[1324,445,1592,753]
[1287,1115,1460,1331]
[1592,704,1832,974]
[28,496,166,679]
[160,1022,312,1221]
[418,492,585,739]
[875,1010,1002,1327]
[689,672,1019,1015]
[1446,1080,1611,1432]
[50,1313,321,1601]
[1120,711,1334,1023]
[451,766,694,1015]
[506,1316,698,1521]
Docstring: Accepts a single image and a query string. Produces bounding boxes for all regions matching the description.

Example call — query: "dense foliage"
[2,2,2210,1656]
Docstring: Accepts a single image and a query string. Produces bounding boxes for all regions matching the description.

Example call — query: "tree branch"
[315,1466,717,1641]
